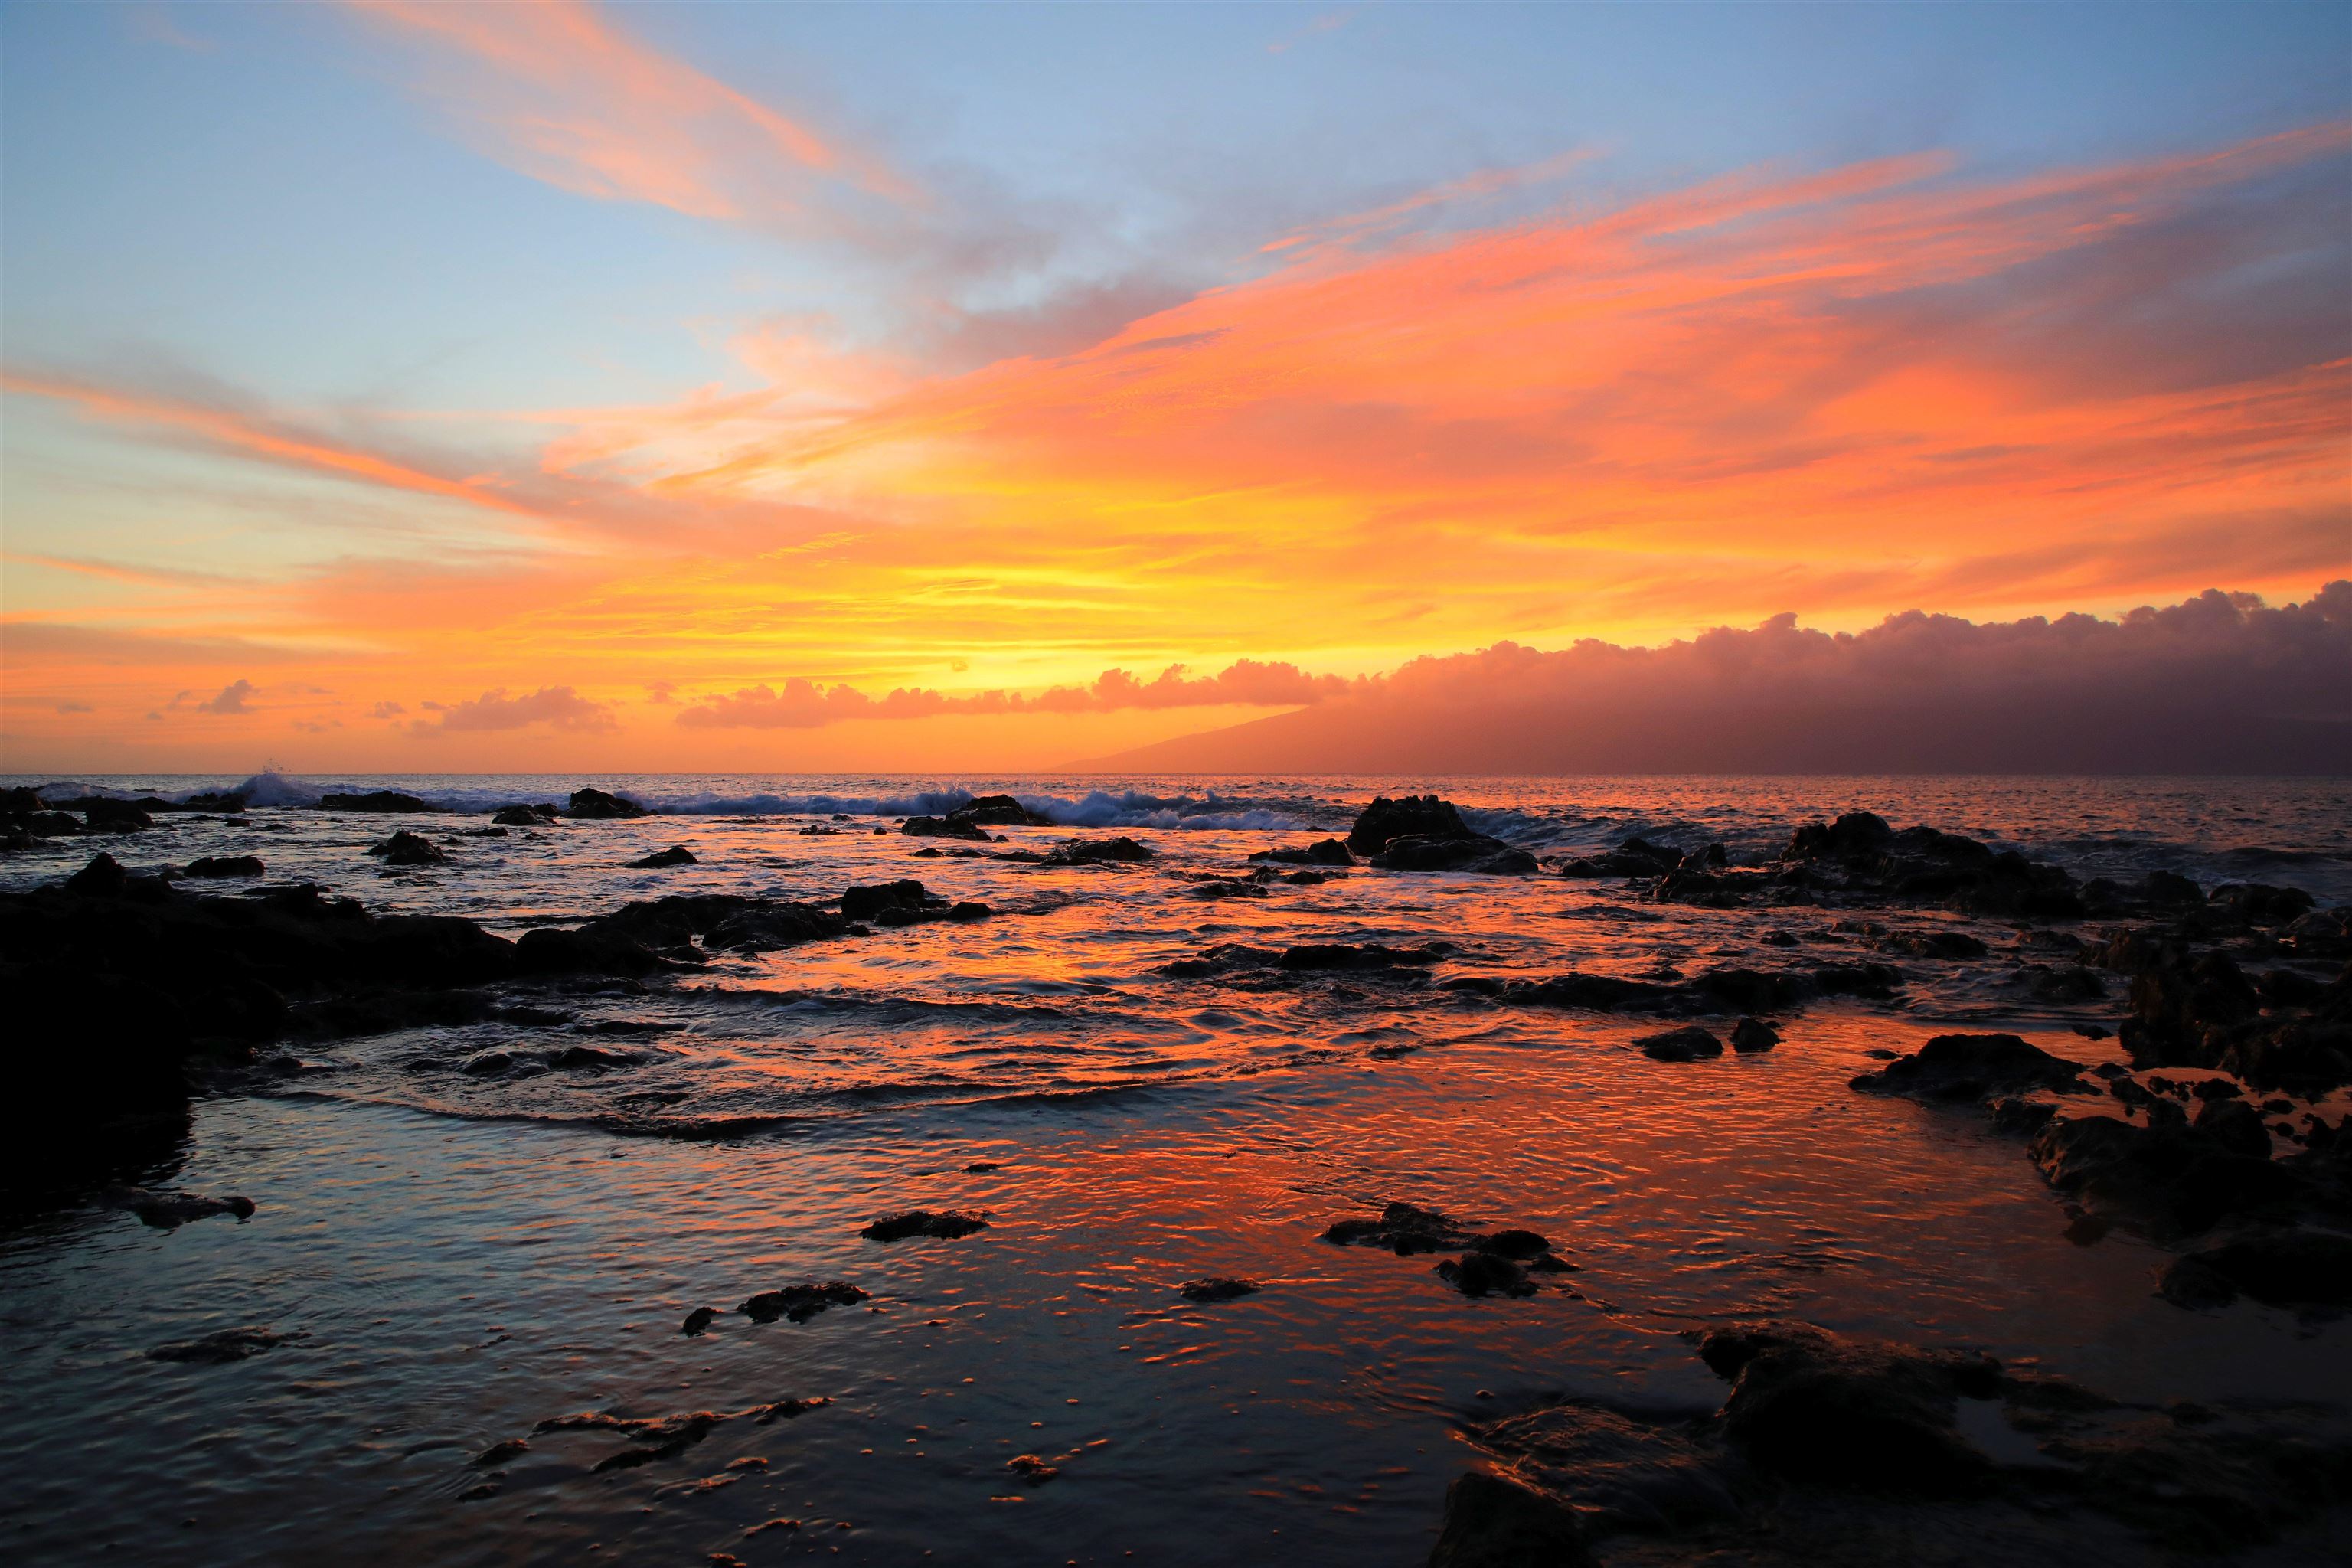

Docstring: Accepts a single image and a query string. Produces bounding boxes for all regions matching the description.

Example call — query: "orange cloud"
[6,125,2348,770]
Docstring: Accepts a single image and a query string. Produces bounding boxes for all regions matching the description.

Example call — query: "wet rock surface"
[737,1281,870,1323]
[564,789,649,820]
[624,846,697,868]
[858,1209,989,1242]
[367,830,448,867]
[1439,1319,2352,1564]
[147,1327,296,1364]
[1849,1033,2089,1102]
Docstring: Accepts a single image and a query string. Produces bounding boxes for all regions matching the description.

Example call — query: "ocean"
[2,772,2347,1566]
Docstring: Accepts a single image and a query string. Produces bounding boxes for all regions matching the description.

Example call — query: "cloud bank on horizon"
[1,2,2347,773]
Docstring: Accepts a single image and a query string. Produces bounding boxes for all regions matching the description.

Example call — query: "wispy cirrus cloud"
[346,0,912,224]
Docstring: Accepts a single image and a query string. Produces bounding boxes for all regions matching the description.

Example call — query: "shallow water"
[2,774,2347,1565]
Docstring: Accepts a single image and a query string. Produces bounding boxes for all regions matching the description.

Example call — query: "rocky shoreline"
[5,785,2347,1563]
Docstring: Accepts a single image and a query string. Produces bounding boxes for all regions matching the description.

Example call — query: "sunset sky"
[3,1,2347,773]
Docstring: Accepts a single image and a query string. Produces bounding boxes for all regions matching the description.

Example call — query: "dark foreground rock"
[1250,838,1354,867]
[1040,835,1153,865]
[1638,1025,1723,1061]
[860,1210,989,1242]
[1325,1202,1577,1295]
[2027,1106,2342,1241]
[1344,795,1536,876]
[2159,1227,2352,1311]
[1434,1318,2352,1565]
[1429,1469,1594,1568]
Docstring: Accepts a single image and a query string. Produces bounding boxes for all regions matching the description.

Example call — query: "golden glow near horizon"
[2,4,2347,773]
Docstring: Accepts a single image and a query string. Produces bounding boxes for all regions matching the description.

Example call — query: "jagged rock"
[77,798,155,834]
[1560,837,1684,879]
[2028,1111,2314,1240]
[1040,836,1152,864]
[954,793,1054,827]
[738,1281,869,1323]
[1348,795,1468,854]
[626,846,696,868]
[860,1210,988,1242]
[367,830,448,867]
[492,804,560,827]
[567,788,649,820]
[1850,1033,2086,1102]
[319,791,436,814]
[901,815,990,840]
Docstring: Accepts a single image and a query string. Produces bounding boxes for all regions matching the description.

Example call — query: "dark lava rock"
[1487,962,1902,1017]
[626,846,697,868]
[567,788,649,820]
[1435,1251,1537,1298]
[2210,882,2318,925]
[108,1187,256,1227]
[1040,835,1153,864]
[1006,1453,1060,1485]
[1638,1025,1723,1062]
[1374,834,1538,875]
[2193,1094,2274,1159]
[491,803,560,827]
[901,815,990,840]
[319,791,436,814]
[955,793,1054,827]
[367,830,448,867]
[1277,942,1448,972]
[739,1281,870,1323]
[860,1210,989,1242]
[1850,1033,2086,1102]
[681,1307,717,1335]
[1325,1201,1481,1255]
[548,1044,636,1071]
[1178,1276,1260,1302]
[2028,1111,2316,1240]
[2158,1227,2352,1309]
[1730,1017,1781,1053]
[1559,837,1686,878]
[63,851,131,897]
[472,1438,529,1467]
[1348,795,1468,854]
[185,855,265,879]
[77,798,155,834]
[1250,838,1354,866]
[148,1327,293,1364]
[841,880,933,921]
[1427,1468,1594,1568]
[532,1396,829,1471]
[1694,1320,1998,1492]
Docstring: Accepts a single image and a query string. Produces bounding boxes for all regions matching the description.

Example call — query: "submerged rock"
[148,1326,295,1364]
[626,846,697,868]
[107,1187,256,1227]
[1323,1200,1481,1255]
[1435,1251,1537,1298]
[1178,1276,1260,1302]
[1462,1400,1743,1534]
[860,1210,989,1242]
[185,855,265,879]
[738,1281,870,1323]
